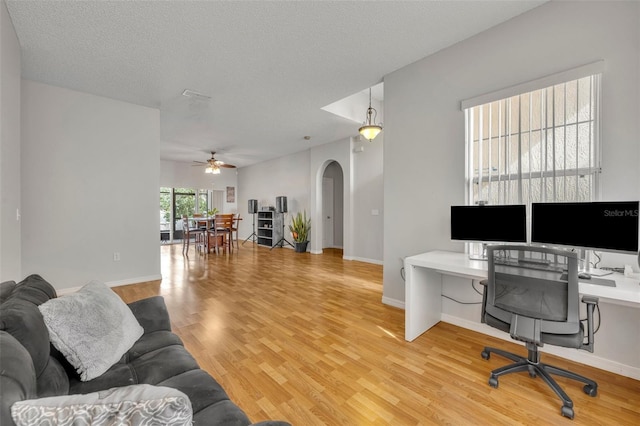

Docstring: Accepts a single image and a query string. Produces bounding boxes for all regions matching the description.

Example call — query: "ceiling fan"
[193,152,236,174]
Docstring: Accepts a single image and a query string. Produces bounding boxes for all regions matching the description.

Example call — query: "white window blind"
[464,73,601,206]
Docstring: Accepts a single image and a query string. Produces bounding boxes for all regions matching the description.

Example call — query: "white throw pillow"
[38,280,144,381]
[11,384,192,426]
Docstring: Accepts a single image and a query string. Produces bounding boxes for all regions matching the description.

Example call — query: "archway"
[321,161,344,250]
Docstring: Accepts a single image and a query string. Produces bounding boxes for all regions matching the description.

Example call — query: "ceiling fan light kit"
[194,152,236,174]
[359,88,383,142]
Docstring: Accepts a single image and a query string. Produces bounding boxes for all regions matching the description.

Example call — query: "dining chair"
[212,214,234,252]
[230,214,241,249]
[181,216,202,255]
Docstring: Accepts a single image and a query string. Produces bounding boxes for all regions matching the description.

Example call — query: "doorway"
[321,161,344,250]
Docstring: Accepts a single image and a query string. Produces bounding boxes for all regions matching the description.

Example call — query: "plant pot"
[294,241,309,253]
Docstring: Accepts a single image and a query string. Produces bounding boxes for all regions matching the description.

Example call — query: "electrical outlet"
[113,252,121,262]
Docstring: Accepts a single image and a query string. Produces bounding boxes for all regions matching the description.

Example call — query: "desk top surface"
[405,250,640,308]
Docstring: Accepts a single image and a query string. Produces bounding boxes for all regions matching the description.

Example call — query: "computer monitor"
[450,205,527,244]
[531,201,639,254]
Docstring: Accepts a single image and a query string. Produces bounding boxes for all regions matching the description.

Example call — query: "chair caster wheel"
[481,350,490,360]
[583,384,597,397]
[488,377,498,388]
[561,405,574,419]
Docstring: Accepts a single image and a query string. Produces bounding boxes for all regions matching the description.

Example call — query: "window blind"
[464,73,601,206]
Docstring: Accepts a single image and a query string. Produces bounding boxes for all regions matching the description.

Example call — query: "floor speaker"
[276,196,288,213]
[248,199,258,214]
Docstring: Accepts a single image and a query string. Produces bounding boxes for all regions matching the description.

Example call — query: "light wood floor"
[113,243,640,425]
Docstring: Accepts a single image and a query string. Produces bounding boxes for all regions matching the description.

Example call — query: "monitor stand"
[468,243,488,261]
[578,249,613,277]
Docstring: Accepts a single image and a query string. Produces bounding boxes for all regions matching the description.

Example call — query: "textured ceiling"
[6,0,546,167]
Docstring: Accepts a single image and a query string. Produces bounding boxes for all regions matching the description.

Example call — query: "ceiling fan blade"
[192,160,207,165]
[219,164,236,168]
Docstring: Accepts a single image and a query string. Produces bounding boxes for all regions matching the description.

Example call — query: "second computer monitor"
[450,204,527,243]
[531,201,639,254]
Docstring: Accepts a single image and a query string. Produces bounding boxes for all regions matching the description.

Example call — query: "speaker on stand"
[242,199,259,245]
[271,196,293,250]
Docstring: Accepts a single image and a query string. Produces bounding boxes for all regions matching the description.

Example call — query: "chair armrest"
[580,295,599,352]
[479,280,488,324]
[127,296,172,333]
[582,295,599,305]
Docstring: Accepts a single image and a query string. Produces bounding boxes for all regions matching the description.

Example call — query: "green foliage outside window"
[160,188,208,228]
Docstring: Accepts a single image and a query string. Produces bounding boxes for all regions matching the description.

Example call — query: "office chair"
[480,245,599,419]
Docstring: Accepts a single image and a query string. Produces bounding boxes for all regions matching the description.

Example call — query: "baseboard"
[56,274,163,295]
[347,256,383,265]
[382,296,405,309]
[106,274,163,288]
[441,314,640,380]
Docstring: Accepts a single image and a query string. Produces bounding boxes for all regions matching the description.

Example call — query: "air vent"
[182,89,211,100]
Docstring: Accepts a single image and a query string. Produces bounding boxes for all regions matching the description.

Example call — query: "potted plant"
[289,210,311,253]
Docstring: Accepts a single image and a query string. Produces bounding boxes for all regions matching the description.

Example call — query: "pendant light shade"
[359,88,382,141]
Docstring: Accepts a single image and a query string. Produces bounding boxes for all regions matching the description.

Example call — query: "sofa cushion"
[38,280,144,381]
[0,277,69,398]
[0,331,38,426]
[11,384,192,426]
[12,274,57,305]
[127,330,184,359]
[0,299,52,380]
[128,296,173,333]
[0,280,17,302]
[68,343,199,395]
[159,369,231,415]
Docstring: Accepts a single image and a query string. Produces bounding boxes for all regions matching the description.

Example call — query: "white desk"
[404,250,640,342]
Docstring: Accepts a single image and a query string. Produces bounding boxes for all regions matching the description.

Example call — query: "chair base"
[481,345,597,420]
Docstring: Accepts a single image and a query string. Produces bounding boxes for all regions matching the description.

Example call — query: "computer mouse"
[578,272,592,280]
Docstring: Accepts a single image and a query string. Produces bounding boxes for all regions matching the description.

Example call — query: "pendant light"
[359,88,382,141]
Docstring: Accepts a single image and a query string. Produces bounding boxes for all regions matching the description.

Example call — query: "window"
[464,69,601,207]
[158,187,210,242]
[198,189,209,214]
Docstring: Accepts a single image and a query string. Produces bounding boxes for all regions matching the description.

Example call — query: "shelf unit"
[257,210,283,248]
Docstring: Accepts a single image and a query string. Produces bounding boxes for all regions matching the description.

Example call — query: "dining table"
[188,214,241,253]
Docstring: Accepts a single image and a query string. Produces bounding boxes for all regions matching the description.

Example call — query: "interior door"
[322,177,334,248]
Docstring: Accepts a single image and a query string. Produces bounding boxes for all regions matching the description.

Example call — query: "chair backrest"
[181,216,190,236]
[215,214,234,231]
[484,245,580,345]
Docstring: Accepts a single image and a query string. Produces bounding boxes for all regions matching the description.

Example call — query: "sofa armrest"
[128,296,172,333]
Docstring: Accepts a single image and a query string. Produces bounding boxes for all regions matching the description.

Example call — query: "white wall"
[383,1,640,376]
[160,159,238,213]
[309,137,353,257]
[21,81,161,290]
[237,135,384,263]
[352,135,384,264]
[0,0,21,281]
[237,150,310,244]
[384,0,640,304]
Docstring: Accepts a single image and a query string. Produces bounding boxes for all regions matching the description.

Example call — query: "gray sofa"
[0,274,290,426]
